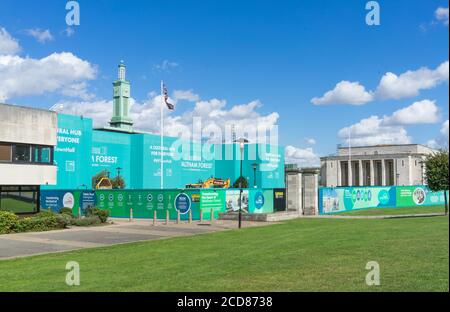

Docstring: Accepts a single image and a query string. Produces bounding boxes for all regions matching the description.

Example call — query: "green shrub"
[59,208,74,216]
[0,211,19,234]
[55,214,72,228]
[35,210,55,218]
[70,216,101,227]
[16,214,60,233]
[86,207,109,223]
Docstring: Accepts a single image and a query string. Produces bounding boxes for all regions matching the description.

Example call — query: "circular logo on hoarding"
[174,193,191,214]
[147,194,153,202]
[108,194,114,202]
[99,194,105,201]
[377,190,390,205]
[254,192,265,210]
[63,192,75,209]
[157,194,164,203]
[413,187,426,205]
[118,194,123,202]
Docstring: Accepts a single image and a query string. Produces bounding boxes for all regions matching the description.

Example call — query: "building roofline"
[337,143,434,149]
[0,102,57,114]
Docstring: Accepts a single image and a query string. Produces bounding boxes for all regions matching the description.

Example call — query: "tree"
[232,176,248,189]
[111,175,126,189]
[424,151,449,215]
[92,170,109,189]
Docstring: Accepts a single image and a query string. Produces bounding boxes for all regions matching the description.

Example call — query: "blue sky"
[0,0,448,166]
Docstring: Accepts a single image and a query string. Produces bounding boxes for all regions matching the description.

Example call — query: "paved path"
[0,219,267,260]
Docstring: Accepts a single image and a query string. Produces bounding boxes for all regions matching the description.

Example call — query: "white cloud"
[55,94,280,143]
[426,120,449,149]
[0,52,97,102]
[0,27,20,55]
[64,27,75,37]
[435,7,449,26]
[338,116,412,146]
[285,145,320,167]
[25,28,54,43]
[173,89,200,102]
[153,60,179,72]
[376,61,449,99]
[338,100,443,146]
[305,138,316,145]
[311,81,374,105]
[382,100,440,125]
[311,61,449,105]
[441,119,449,137]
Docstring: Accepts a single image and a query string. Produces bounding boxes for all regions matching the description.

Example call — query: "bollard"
[200,209,203,222]
[153,210,157,226]
[188,209,192,224]
[210,208,214,222]
[177,211,181,224]
[129,208,133,222]
[166,210,170,225]
[78,207,81,219]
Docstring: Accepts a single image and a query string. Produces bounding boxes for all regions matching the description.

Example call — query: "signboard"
[225,190,249,213]
[319,186,448,214]
[174,193,191,214]
[273,188,286,212]
[40,190,81,214]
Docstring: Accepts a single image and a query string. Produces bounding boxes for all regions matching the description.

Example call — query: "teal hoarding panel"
[42,114,92,190]
[319,186,448,214]
[91,130,132,188]
[45,115,285,191]
[214,144,285,189]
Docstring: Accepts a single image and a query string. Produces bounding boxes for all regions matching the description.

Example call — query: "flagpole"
[160,80,164,190]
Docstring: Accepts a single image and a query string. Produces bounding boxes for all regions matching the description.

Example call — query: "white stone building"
[0,103,57,213]
[320,144,438,187]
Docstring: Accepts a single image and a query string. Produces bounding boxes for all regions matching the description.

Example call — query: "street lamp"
[252,163,258,188]
[116,167,122,178]
[238,140,245,229]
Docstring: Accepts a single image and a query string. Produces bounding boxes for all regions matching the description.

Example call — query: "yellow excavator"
[186,177,230,189]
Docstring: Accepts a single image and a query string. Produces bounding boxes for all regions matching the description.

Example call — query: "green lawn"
[0,216,448,292]
[0,198,36,214]
[339,205,446,216]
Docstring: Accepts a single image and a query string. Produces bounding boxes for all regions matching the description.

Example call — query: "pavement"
[0,218,268,260]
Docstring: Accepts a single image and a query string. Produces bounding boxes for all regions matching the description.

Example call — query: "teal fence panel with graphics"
[41,188,278,220]
[319,186,449,214]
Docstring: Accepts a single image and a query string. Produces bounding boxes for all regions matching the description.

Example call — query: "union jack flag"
[163,84,174,110]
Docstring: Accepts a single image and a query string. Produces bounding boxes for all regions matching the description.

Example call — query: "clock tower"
[109,61,133,132]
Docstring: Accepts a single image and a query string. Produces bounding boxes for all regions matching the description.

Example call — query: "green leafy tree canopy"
[232,176,248,188]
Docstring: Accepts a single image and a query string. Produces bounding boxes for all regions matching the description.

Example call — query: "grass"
[0,198,36,214]
[339,205,446,216]
[0,216,448,292]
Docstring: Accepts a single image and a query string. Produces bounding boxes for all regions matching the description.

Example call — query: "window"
[13,145,31,162]
[32,146,52,164]
[0,143,53,164]
[0,145,11,162]
[0,186,39,214]
[402,160,405,167]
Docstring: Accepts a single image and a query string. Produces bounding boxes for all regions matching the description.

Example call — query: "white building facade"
[320,144,438,187]
[0,103,57,213]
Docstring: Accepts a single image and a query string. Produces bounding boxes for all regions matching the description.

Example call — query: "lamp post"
[238,140,245,229]
[252,163,258,188]
[116,167,122,179]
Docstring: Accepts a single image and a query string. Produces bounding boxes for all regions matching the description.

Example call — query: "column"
[337,161,341,187]
[408,156,413,185]
[381,159,386,186]
[370,160,375,186]
[359,160,364,186]
[348,161,353,187]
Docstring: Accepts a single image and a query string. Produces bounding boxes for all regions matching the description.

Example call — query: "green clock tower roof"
[109,61,134,133]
